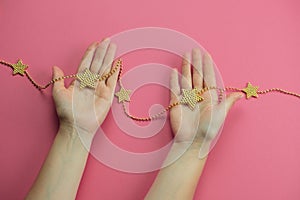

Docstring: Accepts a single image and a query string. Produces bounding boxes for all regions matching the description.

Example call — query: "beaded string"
[0,59,119,90]
[0,59,299,122]
[120,85,300,121]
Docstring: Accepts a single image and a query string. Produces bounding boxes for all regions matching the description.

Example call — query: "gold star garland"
[115,87,132,103]
[12,60,28,76]
[1,58,300,121]
[180,88,204,110]
[77,69,100,89]
[242,82,259,99]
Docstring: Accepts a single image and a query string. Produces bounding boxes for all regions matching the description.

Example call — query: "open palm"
[52,39,119,139]
[170,49,243,147]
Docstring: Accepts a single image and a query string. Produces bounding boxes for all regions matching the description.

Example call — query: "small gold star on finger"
[180,88,204,110]
[242,82,259,99]
[12,60,28,76]
[76,68,100,89]
[115,86,131,103]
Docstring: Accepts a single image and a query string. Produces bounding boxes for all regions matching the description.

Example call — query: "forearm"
[145,142,207,200]
[26,124,90,200]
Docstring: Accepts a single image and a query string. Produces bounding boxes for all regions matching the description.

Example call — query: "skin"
[145,49,243,200]
[26,39,120,200]
[26,41,242,200]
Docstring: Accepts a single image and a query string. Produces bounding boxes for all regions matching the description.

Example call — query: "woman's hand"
[26,40,120,200]
[52,39,119,137]
[170,49,243,147]
[146,51,240,199]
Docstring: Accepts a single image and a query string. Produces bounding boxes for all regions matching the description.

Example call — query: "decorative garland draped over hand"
[1,59,299,121]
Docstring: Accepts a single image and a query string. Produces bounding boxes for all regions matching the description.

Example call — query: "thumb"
[52,66,65,91]
[224,92,244,114]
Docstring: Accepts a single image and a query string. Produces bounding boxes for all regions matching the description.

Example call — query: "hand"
[52,39,119,138]
[169,49,243,148]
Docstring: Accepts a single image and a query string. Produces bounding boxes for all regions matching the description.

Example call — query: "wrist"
[57,122,78,142]
[59,120,76,133]
[173,132,205,147]
[167,142,208,165]
[172,137,211,159]
[59,121,75,129]
[58,120,95,150]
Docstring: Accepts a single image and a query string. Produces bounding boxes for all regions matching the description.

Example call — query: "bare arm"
[25,125,89,200]
[26,39,119,200]
[145,143,207,200]
[145,49,243,200]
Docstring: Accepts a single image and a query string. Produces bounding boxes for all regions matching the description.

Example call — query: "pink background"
[1,0,300,199]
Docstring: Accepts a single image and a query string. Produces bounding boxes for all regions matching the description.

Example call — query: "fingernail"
[102,37,110,42]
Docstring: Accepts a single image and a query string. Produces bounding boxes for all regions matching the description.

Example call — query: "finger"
[52,66,65,92]
[90,38,110,74]
[181,52,192,89]
[101,43,117,78]
[170,68,180,103]
[203,53,218,101]
[97,43,117,90]
[77,42,98,73]
[192,48,203,89]
[223,92,244,115]
[203,53,216,87]
[106,65,120,92]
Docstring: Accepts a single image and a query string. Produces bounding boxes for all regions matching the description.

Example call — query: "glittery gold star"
[242,82,259,99]
[76,69,100,89]
[115,86,131,103]
[180,88,204,110]
[12,60,28,76]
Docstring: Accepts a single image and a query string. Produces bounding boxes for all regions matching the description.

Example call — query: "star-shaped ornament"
[242,82,259,99]
[76,69,100,89]
[115,86,131,103]
[12,60,28,76]
[180,88,204,110]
